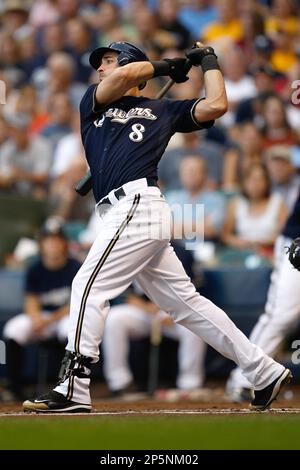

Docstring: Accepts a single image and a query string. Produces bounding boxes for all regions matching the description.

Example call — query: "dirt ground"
[1,384,300,416]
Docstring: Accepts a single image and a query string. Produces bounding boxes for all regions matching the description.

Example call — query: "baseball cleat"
[23,390,92,413]
[250,368,293,411]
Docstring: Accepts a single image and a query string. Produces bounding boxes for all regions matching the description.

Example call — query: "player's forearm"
[194,70,228,122]
[186,43,228,122]
[203,70,228,116]
[96,62,154,105]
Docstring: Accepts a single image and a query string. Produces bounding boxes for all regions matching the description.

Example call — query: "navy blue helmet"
[89,41,149,70]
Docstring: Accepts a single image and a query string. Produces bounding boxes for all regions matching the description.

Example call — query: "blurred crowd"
[0,0,300,263]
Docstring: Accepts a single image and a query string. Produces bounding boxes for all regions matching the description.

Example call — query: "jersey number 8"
[129,123,145,142]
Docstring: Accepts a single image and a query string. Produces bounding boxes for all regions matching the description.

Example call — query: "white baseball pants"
[54,181,285,404]
[228,235,300,390]
[102,303,206,391]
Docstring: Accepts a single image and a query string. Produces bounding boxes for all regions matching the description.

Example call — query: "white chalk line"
[1,408,300,417]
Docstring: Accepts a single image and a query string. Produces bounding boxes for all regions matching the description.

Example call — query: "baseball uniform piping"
[73,193,141,364]
[66,375,75,401]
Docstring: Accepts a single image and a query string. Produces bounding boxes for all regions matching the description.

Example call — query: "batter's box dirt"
[1,385,300,416]
[2,401,300,417]
[1,408,300,417]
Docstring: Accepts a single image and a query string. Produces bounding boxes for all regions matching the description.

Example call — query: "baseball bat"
[75,59,192,196]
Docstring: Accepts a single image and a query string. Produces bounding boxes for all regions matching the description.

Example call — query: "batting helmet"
[89,41,149,70]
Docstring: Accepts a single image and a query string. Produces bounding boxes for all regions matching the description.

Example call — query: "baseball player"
[2,221,81,402]
[226,188,300,401]
[23,41,291,413]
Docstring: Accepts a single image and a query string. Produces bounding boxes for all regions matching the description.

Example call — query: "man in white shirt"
[0,113,52,196]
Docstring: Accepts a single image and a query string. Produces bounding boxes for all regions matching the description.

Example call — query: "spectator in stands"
[19,31,42,82]
[202,0,244,51]
[265,145,300,212]
[251,35,274,69]
[50,112,84,181]
[29,0,60,29]
[40,22,66,58]
[220,47,256,128]
[0,31,26,87]
[265,0,299,41]
[166,155,226,243]
[1,0,32,40]
[222,122,263,191]
[49,112,90,221]
[56,0,80,21]
[13,85,49,135]
[159,131,225,191]
[0,113,52,197]
[48,158,91,221]
[237,7,265,63]
[79,0,100,27]
[27,23,67,84]
[270,29,297,74]
[157,0,191,51]
[221,162,287,251]
[133,7,179,58]
[178,0,218,40]
[65,18,95,83]
[40,92,74,152]
[20,23,66,88]
[235,65,278,125]
[261,95,297,149]
[0,220,81,402]
[93,2,137,47]
[43,52,87,108]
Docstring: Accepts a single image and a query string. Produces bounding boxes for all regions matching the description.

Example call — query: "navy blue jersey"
[283,189,300,239]
[80,84,214,202]
[25,257,81,312]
